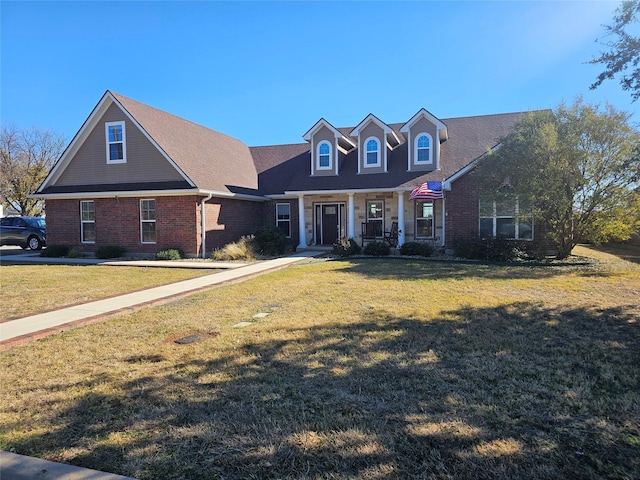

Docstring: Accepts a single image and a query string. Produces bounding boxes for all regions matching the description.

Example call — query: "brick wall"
[445,173,481,250]
[198,197,267,255]
[45,196,199,255]
[445,172,555,253]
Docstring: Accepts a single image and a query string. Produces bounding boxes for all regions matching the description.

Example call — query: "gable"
[53,103,186,187]
[38,91,261,198]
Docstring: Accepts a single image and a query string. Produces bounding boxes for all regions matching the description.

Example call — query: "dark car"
[0,216,47,250]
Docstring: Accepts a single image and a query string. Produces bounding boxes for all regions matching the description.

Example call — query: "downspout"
[201,193,213,259]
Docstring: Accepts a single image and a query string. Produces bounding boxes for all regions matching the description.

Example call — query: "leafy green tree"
[0,125,65,216]
[589,0,640,101]
[474,99,640,259]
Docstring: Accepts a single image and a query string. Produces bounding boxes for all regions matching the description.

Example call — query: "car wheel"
[28,236,42,250]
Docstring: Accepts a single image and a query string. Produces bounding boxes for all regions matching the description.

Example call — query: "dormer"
[400,109,448,172]
[349,114,401,174]
[303,118,356,176]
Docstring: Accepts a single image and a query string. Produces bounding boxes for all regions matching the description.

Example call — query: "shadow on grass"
[5,302,639,479]
[329,256,597,281]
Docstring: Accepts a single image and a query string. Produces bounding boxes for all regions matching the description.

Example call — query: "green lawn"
[1,246,638,479]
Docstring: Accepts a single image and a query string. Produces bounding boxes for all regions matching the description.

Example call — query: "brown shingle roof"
[251,111,530,194]
[111,92,258,193]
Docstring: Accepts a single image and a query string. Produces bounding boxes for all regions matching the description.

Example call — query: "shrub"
[95,245,127,259]
[400,241,435,257]
[66,248,86,258]
[332,237,361,257]
[156,248,184,260]
[40,245,69,257]
[253,225,286,256]
[363,241,390,256]
[454,237,543,262]
[212,235,256,261]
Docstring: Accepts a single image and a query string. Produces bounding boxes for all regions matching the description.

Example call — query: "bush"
[155,248,184,260]
[363,241,390,256]
[40,245,69,257]
[212,235,257,261]
[332,237,361,257]
[253,225,286,256]
[454,237,543,262]
[400,241,435,257]
[95,245,127,259]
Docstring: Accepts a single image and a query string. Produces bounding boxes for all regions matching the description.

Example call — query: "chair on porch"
[361,221,382,246]
[384,221,399,247]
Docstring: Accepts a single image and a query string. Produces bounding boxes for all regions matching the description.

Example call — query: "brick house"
[34,90,538,257]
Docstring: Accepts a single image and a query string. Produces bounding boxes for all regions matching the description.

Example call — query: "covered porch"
[291,188,445,249]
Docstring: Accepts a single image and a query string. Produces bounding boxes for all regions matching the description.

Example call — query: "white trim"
[316,140,332,171]
[364,136,381,168]
[297,194,306,249]
[400,108,448,142]
[38,91,195,191]
[275,202,292,238]
[140,198,156,244]
[414,132,433,165]
[30,188,267,202]
[302,118,356,149]
[80,200,96,244]
[105,121,127,164]
[444,143,502,190]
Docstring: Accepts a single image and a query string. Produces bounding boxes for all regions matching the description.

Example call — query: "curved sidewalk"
[0,251,319,350]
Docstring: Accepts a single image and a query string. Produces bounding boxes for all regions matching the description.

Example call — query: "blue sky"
[1,1,637,147]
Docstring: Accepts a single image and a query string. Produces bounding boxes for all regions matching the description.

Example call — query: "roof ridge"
[109,90,246,145]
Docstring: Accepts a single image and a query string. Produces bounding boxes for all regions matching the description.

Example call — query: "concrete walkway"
[0,251,320,350]
[0,251,322,479]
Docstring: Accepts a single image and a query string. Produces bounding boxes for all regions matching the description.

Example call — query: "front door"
[315,203,345,245]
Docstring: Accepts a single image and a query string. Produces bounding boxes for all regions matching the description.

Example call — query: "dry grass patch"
[1,246,639,479]
[0,265,215,319]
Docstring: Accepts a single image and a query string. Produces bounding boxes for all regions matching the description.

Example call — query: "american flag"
[409,181,443,200]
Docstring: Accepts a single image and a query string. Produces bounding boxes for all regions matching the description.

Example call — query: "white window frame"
[316,141,332,171]
[140,199,156,244]
[364,137,381,167]
[80,200,96,244]
[415,133,433,164]
[415,200,435,239]
[366,200,384,234]
[479,197,533,240]
[276,202,291,238]
[105,121,127,164]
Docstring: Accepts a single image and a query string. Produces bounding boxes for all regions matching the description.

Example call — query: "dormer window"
[316,141,332,170]
[105,121,126,164]
[365,137,380,167]
[416,133,432,164]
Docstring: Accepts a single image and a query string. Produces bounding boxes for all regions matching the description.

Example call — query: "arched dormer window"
[317,141,332,170]
[365,137,380,167]
[415,133,432,164]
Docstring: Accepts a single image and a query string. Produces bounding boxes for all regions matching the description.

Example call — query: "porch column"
[397,191,405,246]
[297,194,306,250]
[347,193,355,239]
[441,197,446,247]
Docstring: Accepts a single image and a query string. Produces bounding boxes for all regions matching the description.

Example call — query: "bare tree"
[0,125,66,216]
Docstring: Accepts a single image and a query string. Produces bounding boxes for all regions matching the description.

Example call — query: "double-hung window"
[365,137,380,167]
[366,200,383,236]
[276,203,291,237]
[140,199,156,243]
[105,121,126,164]
[80,200,96,243]
[479,196,533,240]
[317,141,331,170]
[415,201,434,238]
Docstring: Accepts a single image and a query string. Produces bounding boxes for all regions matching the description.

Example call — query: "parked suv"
[0,216,47,250]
